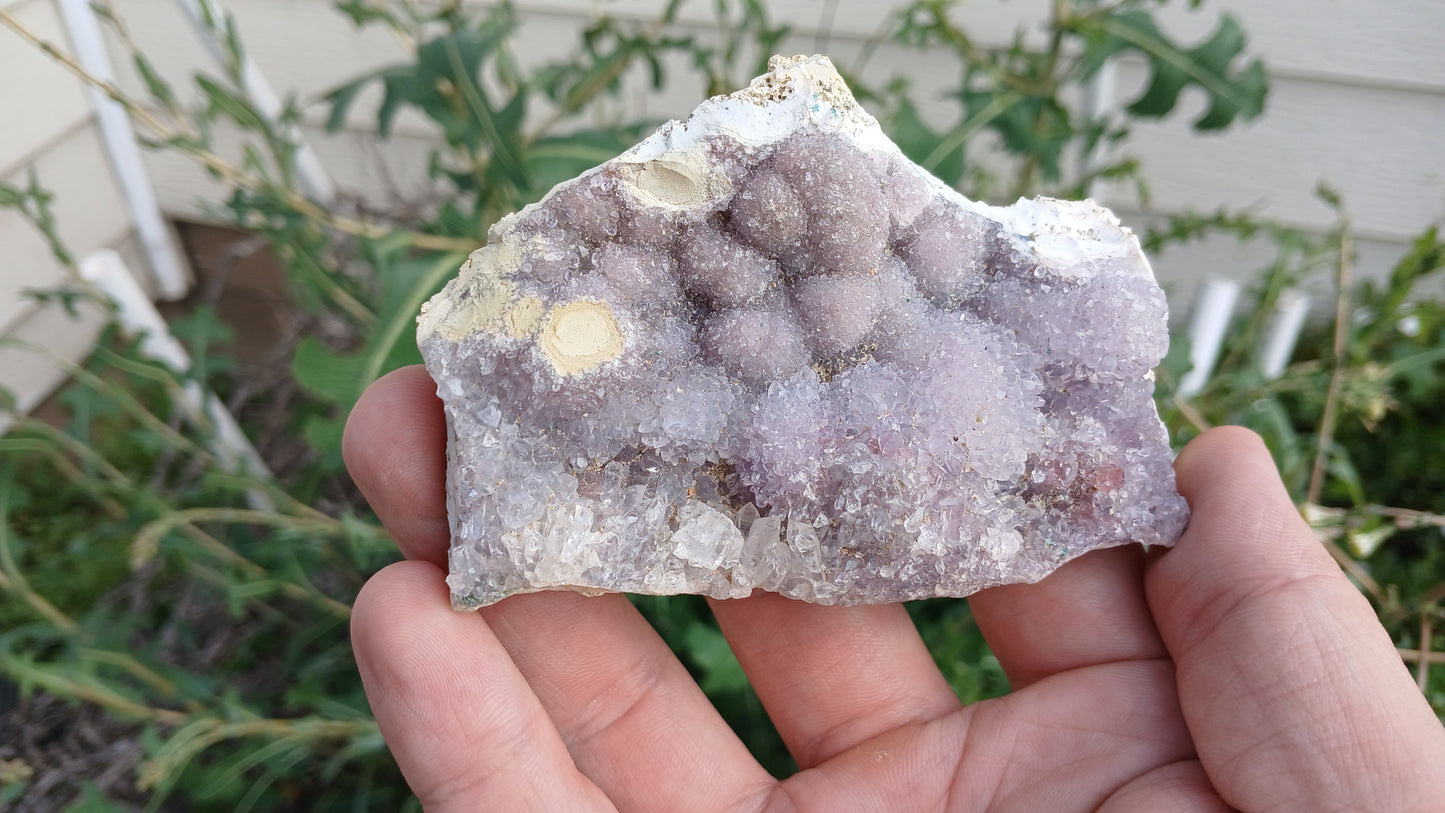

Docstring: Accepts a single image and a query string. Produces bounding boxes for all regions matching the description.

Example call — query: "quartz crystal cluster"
[418,55,1189,609]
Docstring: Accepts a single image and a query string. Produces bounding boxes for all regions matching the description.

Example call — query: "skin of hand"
[344,365,1445,812]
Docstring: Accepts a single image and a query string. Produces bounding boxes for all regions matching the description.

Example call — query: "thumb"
[1147,426,1445,812]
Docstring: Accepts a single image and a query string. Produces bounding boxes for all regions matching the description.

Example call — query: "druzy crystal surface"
[418,55,1188,610]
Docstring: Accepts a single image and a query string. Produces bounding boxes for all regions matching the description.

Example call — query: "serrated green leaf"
[559,47,631,110]
[970,90,1072,181]
[368,67,414,139]
[1374,228,1444,331]
[133,53,178,110]
[1314,180,1344,212]
[1076,10,1266,132]
[291,337,365,408]
[11,170,73,265]
[301,414,347,473]
[356,251,465,389]
[196,76,267,132]
[885,93,966,187]
[320,4,528,197]
[322,75,368,133]
[334,1,397,28]
[1245,396,1307,495]
[522,127,644,195]
[220,13,247,78]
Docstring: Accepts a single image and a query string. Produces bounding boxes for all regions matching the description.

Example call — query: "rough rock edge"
[419,55,1183,610]
[419,55,1153,356]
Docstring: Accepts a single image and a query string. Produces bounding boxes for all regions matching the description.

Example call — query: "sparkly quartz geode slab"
[418,55,1189,609]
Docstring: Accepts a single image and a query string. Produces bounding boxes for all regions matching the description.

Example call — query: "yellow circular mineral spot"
[539,300,624,375]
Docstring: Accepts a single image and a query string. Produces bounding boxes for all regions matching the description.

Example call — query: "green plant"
[2,0,1435,809]
[1148,201,1445,707]
[870,0,1265,200]
[0,323,400,810]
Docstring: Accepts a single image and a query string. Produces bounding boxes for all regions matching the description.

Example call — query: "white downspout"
[56,0,191,302]
[1078,59,1118,200]
[1259,290,1309,380]
[1179,277,1241,398]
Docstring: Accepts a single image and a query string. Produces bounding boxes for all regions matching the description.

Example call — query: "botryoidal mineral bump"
[418,55,1189,610]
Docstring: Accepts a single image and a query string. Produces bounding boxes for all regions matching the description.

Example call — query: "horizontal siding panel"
[0,231,155,426]
[30,0,1433,304]
[512,0,1052,46]
[1102,64,1445,240]
[106,0,409,103]
[99,0,1445,110]
[20,124,133,258]
[140,120,442,219]
[0,0,95,175]
[307,126,451,201]
[0,297,105,430]
[525,1,1445,92]
[1158,0,1445,92]
[1117,208,1417,322]
[106,0,1042,137]
[126,2,1033,213]
[0,124,133,331]
[104,0,438,147]
[103,0,1441,209]
[0,208,70,331]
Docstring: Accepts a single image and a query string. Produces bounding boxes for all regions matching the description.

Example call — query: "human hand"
[345,365,1445,811]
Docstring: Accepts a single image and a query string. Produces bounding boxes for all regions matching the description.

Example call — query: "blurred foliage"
[0,0,1438,808]
[1149,206,1445,716]
[879,0,1264,199]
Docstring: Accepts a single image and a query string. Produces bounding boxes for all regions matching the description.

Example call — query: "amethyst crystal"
[418,55,1188,609]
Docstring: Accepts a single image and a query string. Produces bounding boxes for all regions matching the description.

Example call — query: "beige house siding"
[113,0,1443,286]
[0,0,126,421]
[2,0,1441,420]
[1078,0,1443,305]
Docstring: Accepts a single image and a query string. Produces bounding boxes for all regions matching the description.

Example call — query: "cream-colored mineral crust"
[504,295,545,339]
[616,149,730,211]
[419,245,522,344]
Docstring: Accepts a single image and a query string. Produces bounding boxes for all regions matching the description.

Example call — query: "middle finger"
[484,590,777,811]
[709,592,962,770]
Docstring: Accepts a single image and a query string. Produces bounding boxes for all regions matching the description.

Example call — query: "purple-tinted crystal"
[418,55,1188,609]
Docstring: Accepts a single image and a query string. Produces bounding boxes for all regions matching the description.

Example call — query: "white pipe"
[1078,59,1118,199]
[1259,290,1309,380]
[1179,277,1240,397]
[79,250,274,509]
[178,0,338,206]
[57,0,191,302]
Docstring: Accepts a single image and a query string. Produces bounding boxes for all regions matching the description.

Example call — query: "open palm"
[345,367,1445,812]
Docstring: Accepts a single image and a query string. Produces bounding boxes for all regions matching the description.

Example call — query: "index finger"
[343,365,450,566]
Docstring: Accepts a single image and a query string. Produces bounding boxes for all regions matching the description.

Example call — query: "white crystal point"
[419,54,1189,610]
